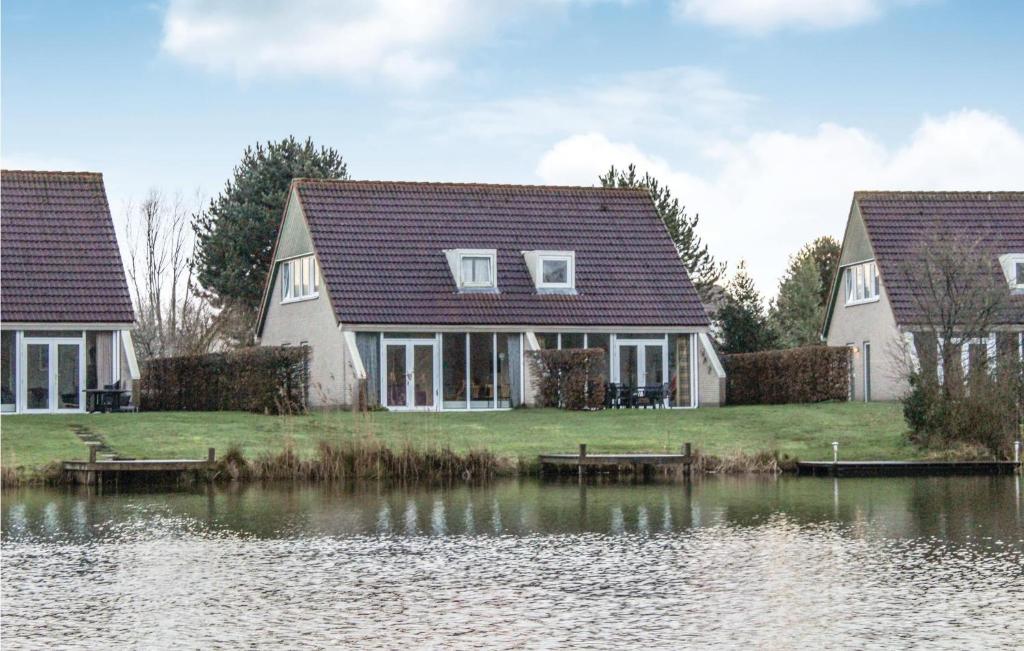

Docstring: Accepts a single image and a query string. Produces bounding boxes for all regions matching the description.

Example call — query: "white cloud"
[161,0,623,86]
[422,67,755,142]
[536,110,1024,294]
[674,0,911,33]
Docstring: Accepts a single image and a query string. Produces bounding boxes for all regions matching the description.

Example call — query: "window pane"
[474,257,491,284]
[282,263,290,298]
[496,333,513,408]
[845,268,853,302]
[618,345,638,389]
[292,260,301,297]
[1016,262,1024,285]
[469,333,494,408]
[58,343,80,409]
[561,333,584,349]
[443,333,467,409]
[669,334,691,407]
[535,333,557,350]
[872,263,879,297]
[542,259,568,284]
[644,344,664,386]
[413,344,434,407]
[301,258,309,295]
[461,257,473,283]
[313,258,320,292]
[27,343,49,409]
[385,345,407,407]
[855,265,864,300]
[1,332,15,412]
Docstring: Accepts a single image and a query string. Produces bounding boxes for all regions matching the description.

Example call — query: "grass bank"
[0,402,921,485]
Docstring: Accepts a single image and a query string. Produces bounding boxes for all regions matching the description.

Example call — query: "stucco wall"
[259,194,354,407]
[825,204,907,401]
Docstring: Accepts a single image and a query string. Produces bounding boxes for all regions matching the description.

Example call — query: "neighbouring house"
[1,170,139,414]
[255,180,725,411]
[822,191,1024,401]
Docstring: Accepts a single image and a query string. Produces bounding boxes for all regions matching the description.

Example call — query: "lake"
[2,476,1023,649]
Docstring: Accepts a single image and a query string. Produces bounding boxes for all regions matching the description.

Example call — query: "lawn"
[0,402,915,472]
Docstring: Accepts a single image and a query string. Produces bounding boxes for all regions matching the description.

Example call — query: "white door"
[613,339,668,402]
[21,338,84,413]
[382,340,438,410]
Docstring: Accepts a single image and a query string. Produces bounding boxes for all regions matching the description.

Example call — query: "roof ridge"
[2,169,104,178]
[855,190,1024,198]
[292,178,649,194]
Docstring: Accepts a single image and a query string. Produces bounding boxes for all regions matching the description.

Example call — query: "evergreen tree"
[599,164,724,299]
[193,137,348,341]
[771,253,824,348]
[803,236,842,307]
[718,261,778,354]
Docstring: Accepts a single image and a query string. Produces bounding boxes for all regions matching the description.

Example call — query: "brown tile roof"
[855,191,1024,326]
[1,170,135,324]
[292,180,709,327]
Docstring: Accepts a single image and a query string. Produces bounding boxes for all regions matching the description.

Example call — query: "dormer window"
[844,260,879,305]
[524,250,576,291]
[444,249,497,291]
[998,254,1024,291]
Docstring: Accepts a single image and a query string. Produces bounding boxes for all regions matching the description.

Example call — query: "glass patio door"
[382,341,437,410]
[22,338,83,413]
[614,339,667,404]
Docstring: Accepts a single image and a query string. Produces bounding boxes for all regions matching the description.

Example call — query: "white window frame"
[280,254,320,304]
[961,333,997,376]
[460,254,495,289]
[844,260,880,306]
[997,253,1024,290]
[536,253,575,290]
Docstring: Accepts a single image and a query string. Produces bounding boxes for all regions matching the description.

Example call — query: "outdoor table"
[85,389,131,413]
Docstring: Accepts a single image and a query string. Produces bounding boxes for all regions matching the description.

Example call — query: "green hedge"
[724,346,850,405]
[527,348,607,410]
[140,346,309,413]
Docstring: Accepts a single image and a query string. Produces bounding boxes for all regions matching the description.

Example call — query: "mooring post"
[208,447,216,464]
[832,441,839,464]
[87,442,99,464]
[683,443,692,459]
[578,443,587,479]
[1014,440,1021,472]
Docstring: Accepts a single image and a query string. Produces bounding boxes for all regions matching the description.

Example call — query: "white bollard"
[1015,439,1021,464]
[832,441,839,464]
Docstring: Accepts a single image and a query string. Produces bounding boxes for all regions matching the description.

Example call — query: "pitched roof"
[855,191,1024,326]
[290,180,709,327]
[1,170,135,324]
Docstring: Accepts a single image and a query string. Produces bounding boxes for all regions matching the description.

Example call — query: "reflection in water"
[2,476,1023,649]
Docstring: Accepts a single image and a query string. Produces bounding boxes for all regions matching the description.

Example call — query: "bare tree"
[125,190,214,359]
[897,232,1009,397]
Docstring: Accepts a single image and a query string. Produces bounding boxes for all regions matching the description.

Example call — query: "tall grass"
[215,437,511,483]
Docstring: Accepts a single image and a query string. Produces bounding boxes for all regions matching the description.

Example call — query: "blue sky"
[3,0,1023,291]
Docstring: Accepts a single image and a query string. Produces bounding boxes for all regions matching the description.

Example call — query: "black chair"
[640,384,666,409]
[605,383,628,409]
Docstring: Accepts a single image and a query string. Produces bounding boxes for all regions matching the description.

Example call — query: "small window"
[1016,262,1024,286]
[281,255,320,302]
[534,252,575,289]
[461,255,493,287]
[845,261,879,305]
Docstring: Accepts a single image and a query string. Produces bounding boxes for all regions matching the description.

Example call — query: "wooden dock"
[797,460,1020,478]
[539,443,693,478]
[63,445,216,486]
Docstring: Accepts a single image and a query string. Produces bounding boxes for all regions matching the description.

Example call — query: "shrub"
[527,348,607,410]
[723,346,850,405]
[139,346,308,413]
[902,369,1020,457]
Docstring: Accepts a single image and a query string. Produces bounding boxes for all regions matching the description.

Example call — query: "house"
[822,191,1024,401]
[255,180,725,410]
[1,170,139,414]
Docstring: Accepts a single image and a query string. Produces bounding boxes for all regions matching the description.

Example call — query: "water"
[2,476,1023,649]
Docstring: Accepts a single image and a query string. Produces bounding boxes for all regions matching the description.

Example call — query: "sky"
[3,0,1023,294]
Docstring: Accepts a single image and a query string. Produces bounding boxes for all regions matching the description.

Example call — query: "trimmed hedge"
[724,346,850,405]
[140,346,309,413]
[527,348,607,410]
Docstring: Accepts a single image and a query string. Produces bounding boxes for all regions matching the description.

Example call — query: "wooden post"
[683,443,691,459]
[208,448,216,464]
[88,442,98,464]
[578,444,587,479]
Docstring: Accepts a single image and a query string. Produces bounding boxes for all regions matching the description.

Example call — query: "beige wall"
[697,342,724,407]
[825,203,908,401]
[259,193,355,408]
